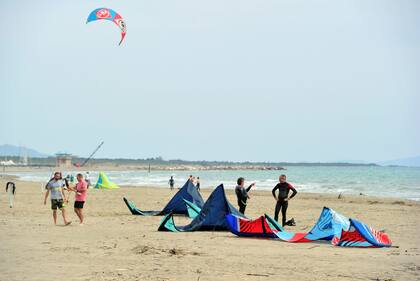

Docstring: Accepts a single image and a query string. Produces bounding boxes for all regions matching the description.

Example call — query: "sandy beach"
[2,1,419,280]
[0,177,419,281]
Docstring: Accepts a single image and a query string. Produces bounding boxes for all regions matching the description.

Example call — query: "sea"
[6,166,420,201]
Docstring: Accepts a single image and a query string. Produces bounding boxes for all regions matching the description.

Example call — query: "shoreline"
[2,175,419,206]
[1,161,397,173]
[2,164,420,202]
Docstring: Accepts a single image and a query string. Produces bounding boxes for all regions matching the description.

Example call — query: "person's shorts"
[51,199,64,210]
[74,201,85,209]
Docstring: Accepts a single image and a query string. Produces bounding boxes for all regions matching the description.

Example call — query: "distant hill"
[379,156,420,167]
[0,144,49,158]
[334,160,371,164]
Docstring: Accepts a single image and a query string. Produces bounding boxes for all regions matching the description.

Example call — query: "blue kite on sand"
[123,180,204,216]
[158,184,246,232]
[226,207,392,248]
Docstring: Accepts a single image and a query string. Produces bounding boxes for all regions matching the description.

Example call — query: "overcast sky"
[0,0,418,162]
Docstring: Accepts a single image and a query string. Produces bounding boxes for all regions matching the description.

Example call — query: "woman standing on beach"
[68,173,88,225]
[44,172,71,226]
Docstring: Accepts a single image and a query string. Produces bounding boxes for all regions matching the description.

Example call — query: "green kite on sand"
[94,172,120,189]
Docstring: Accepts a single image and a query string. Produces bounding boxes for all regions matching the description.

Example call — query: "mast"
[80,141,104,167]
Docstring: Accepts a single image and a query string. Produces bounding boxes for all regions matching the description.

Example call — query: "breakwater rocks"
[125,165,286,171]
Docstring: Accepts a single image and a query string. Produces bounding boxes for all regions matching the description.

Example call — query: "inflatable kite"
[94,172,120,189]
[332,219,392,247]
[123,181,204,216]
[226,207,392,248]
[158,184,246,232]
[183,199,202,219]
[226,213,285,239]
[86,8,126,45]
[227,207,349,242]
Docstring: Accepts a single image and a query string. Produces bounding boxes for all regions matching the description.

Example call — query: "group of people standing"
[169,173,298,227]
[168,175,201,191]
[235,174,297,226]
[44,171,89,226]
[44,172,296,227]
[188,175,201,191]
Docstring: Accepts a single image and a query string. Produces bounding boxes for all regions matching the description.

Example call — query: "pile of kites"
[121,178,392,248]
[93,172,391,247]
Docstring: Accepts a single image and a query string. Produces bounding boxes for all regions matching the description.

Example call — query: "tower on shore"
[56,153,72,168]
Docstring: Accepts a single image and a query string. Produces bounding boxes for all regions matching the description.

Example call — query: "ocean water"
[6,166,420,201]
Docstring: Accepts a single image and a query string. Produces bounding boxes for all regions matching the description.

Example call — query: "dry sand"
[0,177,419,281]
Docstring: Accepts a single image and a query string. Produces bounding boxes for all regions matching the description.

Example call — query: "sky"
[0,0,419,162]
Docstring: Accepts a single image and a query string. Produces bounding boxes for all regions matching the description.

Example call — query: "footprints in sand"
[392,201,406,205]
[49,246,90,254]
[132,245,154,254]
[402,263,420,273]
[131,244,202,257]
[387,247,420,257]
[99,243,118,250]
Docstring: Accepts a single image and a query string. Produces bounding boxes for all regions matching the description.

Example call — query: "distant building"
[56,153,72,168]
[0,160,16,166]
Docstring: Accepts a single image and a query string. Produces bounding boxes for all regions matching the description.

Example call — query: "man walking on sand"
[272,174,297,226]
[44,172,71,226]
[196,177,201,191]
[168,176,175,190]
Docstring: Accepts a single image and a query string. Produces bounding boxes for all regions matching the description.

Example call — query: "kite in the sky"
[86,8,126,45]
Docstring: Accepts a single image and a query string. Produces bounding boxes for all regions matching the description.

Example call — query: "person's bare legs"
[53,210,58,225]
[74,208,83,224]
[61,208,71,225]
[74,208,79,220]
[78,209,84,224]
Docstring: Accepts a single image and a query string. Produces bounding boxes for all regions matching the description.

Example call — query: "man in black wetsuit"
[196,177,201,191]
[272,175,297,226]
[235,177,256,214]
[168,176,175,190]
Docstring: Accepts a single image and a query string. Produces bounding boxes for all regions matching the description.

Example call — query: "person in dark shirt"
[168,176,175,190]
[235,177,256,214]
[196,177,201,191]
[272,174,297,226]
